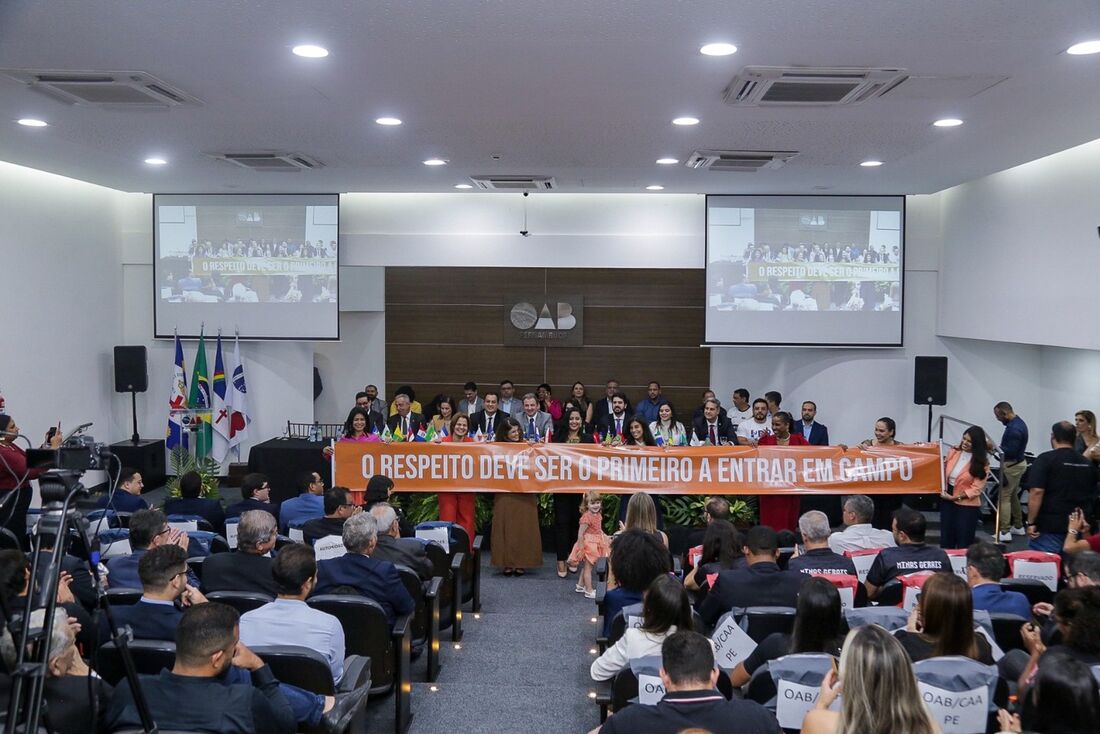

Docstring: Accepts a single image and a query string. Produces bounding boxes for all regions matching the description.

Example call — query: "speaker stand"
[129,390,140,444]
[926,403,934,443]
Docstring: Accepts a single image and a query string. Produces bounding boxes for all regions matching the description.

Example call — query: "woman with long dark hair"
[322,406,379,460]
[999,649,1100,733]
[622,417,657,447]
[684,520,743,594]
[490,417,542,576]
[940,425,990,548]
[552,407,590,577]
[590,574,693,680]
[895,570,993,663]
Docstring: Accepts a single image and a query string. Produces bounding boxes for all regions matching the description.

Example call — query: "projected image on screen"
[705,195,904,346]
[154,194,340,340]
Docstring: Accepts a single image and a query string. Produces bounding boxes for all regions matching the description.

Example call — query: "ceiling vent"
[468,175,556,191]
[207,152,324,172]
[685,149,799,172]
[723,66,908,106]
[0,68,201,107]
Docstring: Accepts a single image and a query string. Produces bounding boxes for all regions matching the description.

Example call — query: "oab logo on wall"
[504,295,583,346]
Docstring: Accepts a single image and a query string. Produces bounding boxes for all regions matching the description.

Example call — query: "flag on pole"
[211,333,231,462]
[392,423,405,442]
[187,329,212,458]
[423,424,437,442]
[381,425,393,442]
[227,334,251,455]
[166,331,188,450]
[414,425,427,442]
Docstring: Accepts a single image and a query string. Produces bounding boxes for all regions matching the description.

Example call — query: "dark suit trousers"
[552,494,581,562]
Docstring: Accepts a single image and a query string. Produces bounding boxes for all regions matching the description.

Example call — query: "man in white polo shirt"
[828,495,896,553]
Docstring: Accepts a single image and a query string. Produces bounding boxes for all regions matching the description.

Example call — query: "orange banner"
[332,442,944,496]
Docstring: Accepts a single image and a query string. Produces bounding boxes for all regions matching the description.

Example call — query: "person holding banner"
[322,407,380,460]
[650,402,687,447]
[490,417,543,576]
[552,407,590,577]
[757,411,809,532]
[437,413,476,544]
[858,417,907,528]
[939,425,990,549]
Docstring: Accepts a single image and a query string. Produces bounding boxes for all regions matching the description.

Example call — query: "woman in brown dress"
[491,416,543,575]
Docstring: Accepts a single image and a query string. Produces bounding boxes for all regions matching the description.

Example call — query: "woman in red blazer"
[940,426,990,549]
[438,412,476,545]
[758,411,810,533]
[0,414,62,548]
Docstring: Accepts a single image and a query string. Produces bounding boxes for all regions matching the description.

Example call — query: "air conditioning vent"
[685,149,798,172]
[723,66,908,106]
[207,153,324,172]
[0,68,201,107]
[468,175,556,191]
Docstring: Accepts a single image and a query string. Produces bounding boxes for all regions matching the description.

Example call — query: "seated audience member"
[105,508,194,589]
[94,466,148,513]
[693,398,736,446]
[682,496,732,553]
[683,519,743,595]
[0,549,95,655]
[369,502,433,582]
[226,472,279,520]
[1019,586,1100,690]
[735,399,772,446]
[788,511,857,576]
[202,510,279,596]
[864,507,949,600]
[107,603,296,734]
[699,526,807,628]
[603,529,671,637]
[278,470,326,533]
[729,577,843,687]
[302,486,360,546]
[1064,505,1100,554]
[33,537,97,613]
[313,513,414,627]
[591,574,693,681]
[164,470,226,532]
[241,544,346,684]
[364,474,414,537]
[619,491,668,546]
[998,649,1100,734]
[827,494,896,553]
[0,609,111,734]
[802,624,938,734]
[894,570,994,664]
[967,540,1031,619]
[104,544,206,642]
[591,631,781,734]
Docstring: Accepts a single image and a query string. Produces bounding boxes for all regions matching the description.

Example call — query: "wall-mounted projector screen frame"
[704,194,905,348]
[153,193,340,341]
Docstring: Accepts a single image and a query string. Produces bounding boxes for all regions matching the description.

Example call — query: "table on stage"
[247,437,330,504]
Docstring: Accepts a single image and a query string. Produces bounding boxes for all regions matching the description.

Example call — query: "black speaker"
[914,356,948,406]
[114,346,148,393]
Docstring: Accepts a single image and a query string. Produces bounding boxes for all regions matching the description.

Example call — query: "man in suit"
[497,379,523,416]
[369,503,433,581]
[595,392,632,440]
[164,470,225,533]
[354,391,386,433]
[699,526,806,628]
[225,473,279,520]
[470,390,508,438]
[202,510,279,596]
[314,513,414,627]
[966,541,1031,619]
[457,381,483,415]
[518,392,553,441]
[302,487,361,545]
[692,398,736,445]
[103,544,207,643]
[106,508,195,589]
[592,379,633,425]
[94,466,149,514]
[794,401,829,445]
[362,384,387,416]
[386,393,426,438]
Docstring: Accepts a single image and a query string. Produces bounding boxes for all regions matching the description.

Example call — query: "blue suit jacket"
[164,497,226,532]
[106,548,147,589]
[794,420,830,446]
[972,583,1032,619]
[103,600,182,643]
[95,492,149,513]
[313,553,414,625]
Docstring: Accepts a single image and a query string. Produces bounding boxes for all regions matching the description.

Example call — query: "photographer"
[0,414,63,549]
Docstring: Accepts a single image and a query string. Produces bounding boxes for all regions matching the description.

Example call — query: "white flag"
[227,335,250,453]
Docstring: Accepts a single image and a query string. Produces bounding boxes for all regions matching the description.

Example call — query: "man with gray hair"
[788,511,858,576]
[519,392,553,441]
[201,509,279,596]
[313,512,414,627]
[827,495,896,554]
[369,503,434,581]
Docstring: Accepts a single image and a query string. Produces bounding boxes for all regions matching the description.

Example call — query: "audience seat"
[761,653,836,733]
[738,606,797,643]
[185,556,204,580]
[0,528,20,551]
[843,605,909,632]
[101,588,143,609]
[447,524,483,613]
[843,548,883,584]
[1000,578,1054,606]
[394,564,443,682]
[166,515,215,533]
[419,539,464,641]
[205,590,274,615]
[989,613,1029,653]
[96,639,176,685]
[913,655,1001,734]
[250,644,338,694]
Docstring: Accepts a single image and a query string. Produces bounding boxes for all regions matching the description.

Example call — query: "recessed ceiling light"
[1066,40,1100,55]
[645,185,665,191]
[672,117,700,126]
[17,118,48,127]
[699,42,737,56]
[656,157,679,165]
[144,157,168,165]
[375,117,402,126]
[422,158,447,166]
[860,160,883,167]
[454,183,473,189]
[292,44,329,58]
[933,118,964,127]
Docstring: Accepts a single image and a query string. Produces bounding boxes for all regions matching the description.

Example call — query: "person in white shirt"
[590,575,694,681]
[736,398,772,446]
[827,495,896,554]
[727,388,753,432]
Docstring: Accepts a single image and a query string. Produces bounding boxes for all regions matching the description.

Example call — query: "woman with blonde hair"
[802,624,939,734]
[1074,409,1100,461]
[619,492,668,548]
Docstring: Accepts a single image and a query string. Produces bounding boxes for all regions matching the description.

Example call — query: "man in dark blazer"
[103,544,205,643]
[385,394,426,438]
[793,401,830,445]
[691,399,737,445]
[225,473,280,521]
[592,379,633,426]
[313,513,414,627]
[354,391,387,433]
[699,526,806,628]
[594,393,633,440]
[106,509,197,589]
[202,510,279,596]
[368,503,433,582]
[163,471,225,533]
[469,391,508,438]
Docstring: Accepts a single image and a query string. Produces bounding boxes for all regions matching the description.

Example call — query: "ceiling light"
[933,118,964,127]
[17,118,47,127]
[859,160,883,167]
[646,185,664,191]
[656,157,679,165]
[423,158,447,166]
[1066,40,1100,55]
[700,42,737,56]
[375,117,402,126]
[672,117,699,126]
[144,157,168,166]
[454,183,472,189]
[292,44,329,58]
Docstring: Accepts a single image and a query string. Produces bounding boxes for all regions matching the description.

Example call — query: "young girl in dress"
[568,491,611,599]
